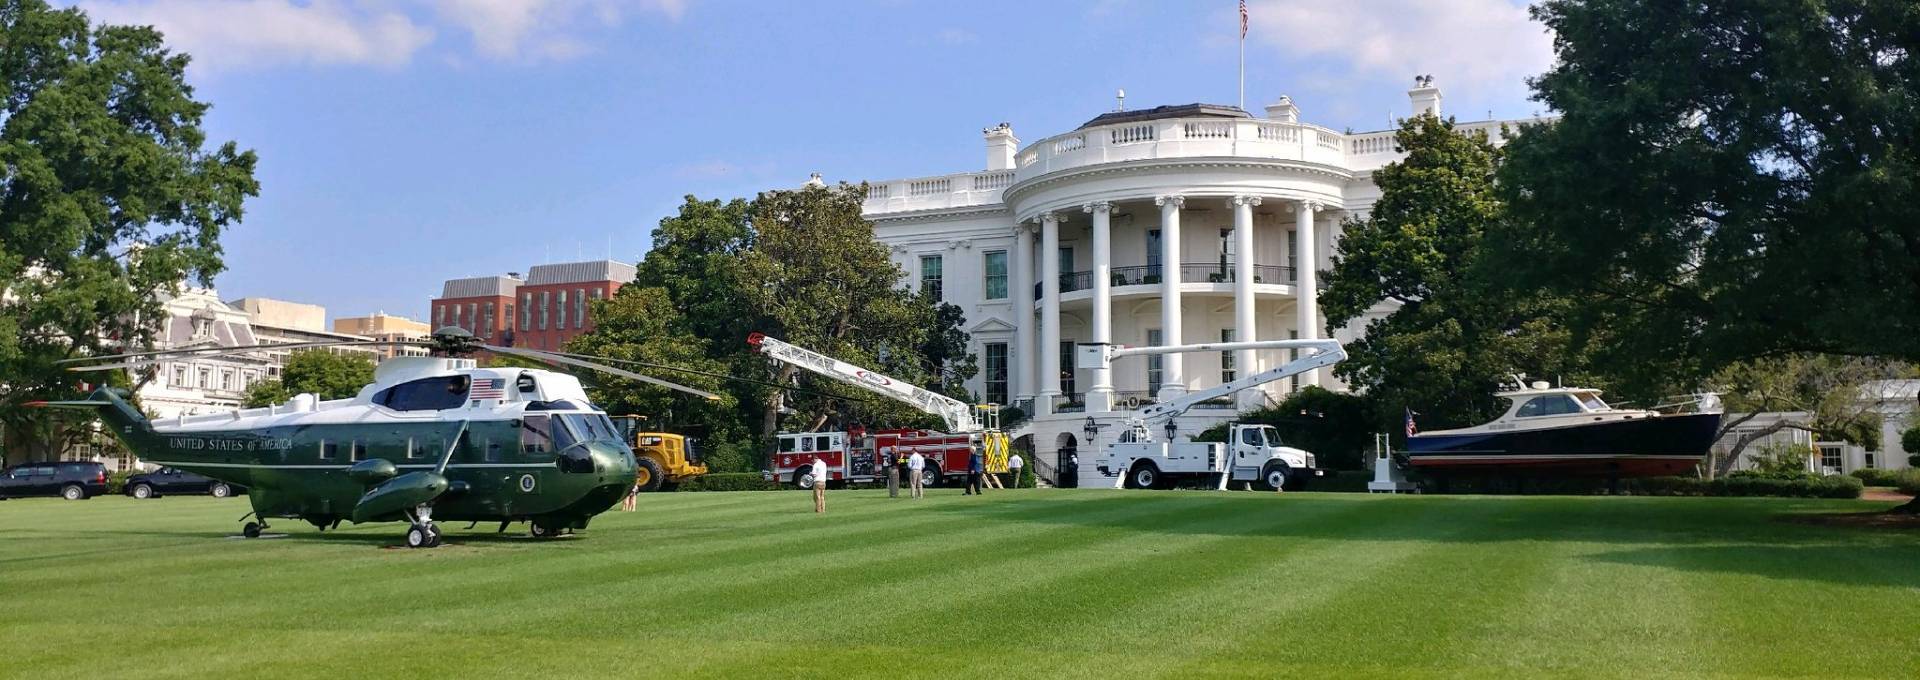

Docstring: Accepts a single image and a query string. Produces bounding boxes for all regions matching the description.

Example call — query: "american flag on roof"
[1239,0,1249,39]
[1405,408,1418,437]
[470,378,506,400]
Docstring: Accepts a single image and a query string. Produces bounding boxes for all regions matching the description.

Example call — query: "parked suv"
[0,461,109,500]
[124,467,241,499]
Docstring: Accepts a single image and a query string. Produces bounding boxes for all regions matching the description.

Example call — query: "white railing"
[1109,124,1156,144]
[1018,148,1039,168]
[1182,120,1228,139]
[1052,134,1086,154]
[866,183,891,200]
[1349,133,1395,155]
[972,171,1014,191]
[1255,122,1298,142]
[908,178,951,197]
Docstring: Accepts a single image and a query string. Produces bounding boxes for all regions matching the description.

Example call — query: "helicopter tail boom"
[27,387,160,452]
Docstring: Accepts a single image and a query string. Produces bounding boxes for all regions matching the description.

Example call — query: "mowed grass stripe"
[4,491,1919,679]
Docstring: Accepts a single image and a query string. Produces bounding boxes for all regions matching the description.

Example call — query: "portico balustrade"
[1036,262,1305,296]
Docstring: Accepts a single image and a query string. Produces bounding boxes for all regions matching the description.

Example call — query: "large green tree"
[1321,114,1591,430]
[1496,0,1920,374]
[240,350,375,407]
[741,183,942,436]
[565,286,753,472]
[0,0,258,463]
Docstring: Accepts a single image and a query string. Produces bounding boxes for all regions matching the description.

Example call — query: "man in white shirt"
[1008,453,1025,488]
[906,452,926,499]
[811,454,828,514]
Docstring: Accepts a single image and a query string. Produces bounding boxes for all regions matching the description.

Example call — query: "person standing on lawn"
[1008,452,1024,488]
[907,451,926,499]
[966,447,985,495]
[811,454,828,513]
[884,446,900,498]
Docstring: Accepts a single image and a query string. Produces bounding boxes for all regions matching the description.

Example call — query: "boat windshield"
[1574,391,1609,411]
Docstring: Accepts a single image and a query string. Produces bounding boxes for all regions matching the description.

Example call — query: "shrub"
[1850,468,1901,487]
[1901,426,1920,460]
[107,470,136,495]
[677,473,779,492]
[1899,473,1920,497]
[1624,475,1860,499]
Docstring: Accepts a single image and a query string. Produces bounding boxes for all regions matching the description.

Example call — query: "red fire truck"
[773,426,976,489]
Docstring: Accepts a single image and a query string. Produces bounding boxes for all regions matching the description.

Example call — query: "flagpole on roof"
[1238,0,1248,111]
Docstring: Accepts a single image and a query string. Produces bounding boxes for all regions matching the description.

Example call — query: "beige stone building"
[334,313,432,360]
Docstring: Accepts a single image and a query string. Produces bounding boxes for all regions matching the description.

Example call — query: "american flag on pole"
[1404,408,1419,437]
[470,378,506,400]
[1239,0,1249,38]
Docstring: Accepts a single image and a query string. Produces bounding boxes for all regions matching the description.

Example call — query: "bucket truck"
[747,333,1011,489]
[1078,338,1348,490]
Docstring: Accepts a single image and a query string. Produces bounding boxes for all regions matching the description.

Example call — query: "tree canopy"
[1496,0,1920,372]
[1,0,258,461]
[1320,113,1594,430]
[241,351,375,408]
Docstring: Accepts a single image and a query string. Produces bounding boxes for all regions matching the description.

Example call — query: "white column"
[1084,201,1114,412]
[1156,195,1185,400]
[1011,223,1036,407]
[1295,200,1320,389]
[1232,195,1260,409]
[1037,212,1063,415]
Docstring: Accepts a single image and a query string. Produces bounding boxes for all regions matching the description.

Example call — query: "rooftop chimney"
[1264,95,1299,123]
[983,123,1018,171]
[1409,75,1442,117]
[507,272,521,279]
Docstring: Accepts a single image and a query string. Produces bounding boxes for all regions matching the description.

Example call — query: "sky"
[69,0,1556,323]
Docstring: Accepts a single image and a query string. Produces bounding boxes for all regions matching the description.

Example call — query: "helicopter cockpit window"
[521,415,554,454]
[375,376,471,411]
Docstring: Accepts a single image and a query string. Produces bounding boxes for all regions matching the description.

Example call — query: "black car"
[124,467,242,499]
[0,461,110,500]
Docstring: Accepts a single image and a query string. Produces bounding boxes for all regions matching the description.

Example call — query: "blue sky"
[73,0,1553,322]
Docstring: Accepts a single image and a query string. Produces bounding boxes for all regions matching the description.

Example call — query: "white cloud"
[937,27,977,46]
[1246,0,1552,99]
[78,0,435,71]
[74,0,690,72]
[431,0,687,61]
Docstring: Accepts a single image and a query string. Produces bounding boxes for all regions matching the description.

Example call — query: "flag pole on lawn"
[1238,0,1248,111]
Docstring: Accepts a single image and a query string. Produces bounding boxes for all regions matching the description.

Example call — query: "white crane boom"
[747,333,981,433]
[1078,338,1348,434]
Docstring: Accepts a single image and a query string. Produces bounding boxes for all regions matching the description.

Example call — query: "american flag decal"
[470,378,506,400]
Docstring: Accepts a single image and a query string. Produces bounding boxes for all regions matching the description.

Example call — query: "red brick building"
[513,260,635,351]
[429,274,521,344]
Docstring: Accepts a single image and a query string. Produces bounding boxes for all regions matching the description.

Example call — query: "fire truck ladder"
[748,333,1012,473]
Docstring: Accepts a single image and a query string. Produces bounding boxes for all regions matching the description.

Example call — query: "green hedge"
[1900,473,1920,497]
[1314,470,1373,493]
[676,473,779,492]
[1848,468,1920,488]
[107,470,136,495]
[1630,475,1862,499]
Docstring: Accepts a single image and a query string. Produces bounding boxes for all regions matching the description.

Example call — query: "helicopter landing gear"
[243,522,263,538]
[528,521,568,539]
[403,505,442,549]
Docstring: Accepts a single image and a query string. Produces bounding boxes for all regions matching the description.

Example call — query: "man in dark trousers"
[883,446,900,498]
[965,447,985,495]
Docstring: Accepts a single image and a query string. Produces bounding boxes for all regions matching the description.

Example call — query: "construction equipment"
[1077,338,1349,490]
[747,333,1012,487]
[609,416,707,492]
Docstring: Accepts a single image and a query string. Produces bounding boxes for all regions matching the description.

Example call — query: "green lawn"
[2,490,1917,679]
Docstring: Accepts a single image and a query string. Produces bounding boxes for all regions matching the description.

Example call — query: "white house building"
[853,80,1545,482]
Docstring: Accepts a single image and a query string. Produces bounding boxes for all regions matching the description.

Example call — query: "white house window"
[1058,341,1076,402]
[920,255,944,300]
[1147,230,1163,273]
[556,291,569,329]
[521,293,533,330]
[172,365,188,388]
[1221,329,1236,383]
[539,291,550,331]
[1288,230,1298,281]
[983,251,1007,299]
[984,342,1008,405]
[1146,329,1164,396]
[575,288,587,329]
[198,368,211,389]
[1819,445,1842,472]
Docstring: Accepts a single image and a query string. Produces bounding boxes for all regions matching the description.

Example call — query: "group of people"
[807,447,1027,513]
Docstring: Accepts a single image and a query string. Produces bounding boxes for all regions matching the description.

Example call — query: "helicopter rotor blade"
[57,339,429,367]
[481,345,722,401]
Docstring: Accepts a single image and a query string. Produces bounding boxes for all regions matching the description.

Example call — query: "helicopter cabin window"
[1516,395,1583,418]
[374,375,472,411]
[484,438,504,463]
[350,441,367,462]
[521,415,555,454]
[319,440,338,460]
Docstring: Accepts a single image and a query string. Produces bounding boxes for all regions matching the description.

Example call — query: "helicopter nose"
[587,441,638,483]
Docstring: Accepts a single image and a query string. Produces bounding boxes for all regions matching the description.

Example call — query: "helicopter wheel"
[242,522,262,539]
[529,522,562,539]
[405,524,439,549]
